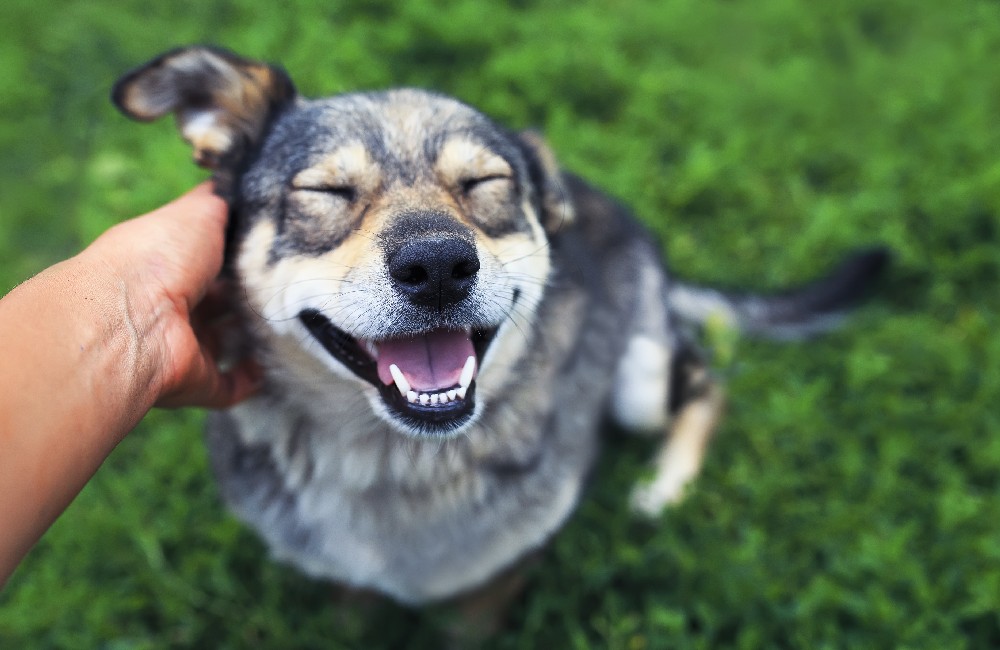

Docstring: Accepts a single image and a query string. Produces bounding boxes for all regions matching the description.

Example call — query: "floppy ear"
[112,46,296,171]
[518,130,575,234]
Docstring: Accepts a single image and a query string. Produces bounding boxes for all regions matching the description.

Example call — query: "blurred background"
[2,1,999,647]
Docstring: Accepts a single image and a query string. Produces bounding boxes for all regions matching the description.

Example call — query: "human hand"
[0,182,265,583]
[85,182,261,408]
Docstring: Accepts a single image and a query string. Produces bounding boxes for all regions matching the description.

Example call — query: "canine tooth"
[388,364,410,396]
[419,393,430,405]
[447,389,458,401]
[459,355,476,389]
[407,390,418,403]
[456,385,468,400]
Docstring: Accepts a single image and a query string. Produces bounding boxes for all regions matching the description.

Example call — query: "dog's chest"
[211,377,598,601]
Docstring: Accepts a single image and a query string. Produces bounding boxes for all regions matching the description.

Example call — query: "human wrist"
[66,242,172,417]
[0,246,165,449]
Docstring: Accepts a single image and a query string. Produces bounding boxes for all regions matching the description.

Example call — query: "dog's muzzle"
[298,228,513,435]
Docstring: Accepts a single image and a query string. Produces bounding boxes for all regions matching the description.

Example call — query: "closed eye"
[460,174,512,194]
[294,185,357,202]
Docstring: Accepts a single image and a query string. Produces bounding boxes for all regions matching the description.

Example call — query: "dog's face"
[237,91,559,436]
[114,47,572,437]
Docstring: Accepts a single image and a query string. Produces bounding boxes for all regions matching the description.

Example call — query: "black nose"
[387,238,480,309]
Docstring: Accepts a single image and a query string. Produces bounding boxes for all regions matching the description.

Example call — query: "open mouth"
[298,309,500,434]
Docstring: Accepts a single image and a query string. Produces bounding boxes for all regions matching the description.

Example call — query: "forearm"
[0,184,254,586]
[0,250,165,583]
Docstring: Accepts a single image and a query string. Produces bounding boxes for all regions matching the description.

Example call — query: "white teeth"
[407,389,465,405]
[459,355,476,389]
[403,358,476,407]
[388,364,410,397]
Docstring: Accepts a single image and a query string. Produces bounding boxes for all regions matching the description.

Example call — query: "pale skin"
[0,183,260,585]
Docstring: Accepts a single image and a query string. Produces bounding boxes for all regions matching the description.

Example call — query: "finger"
[181,359,262,409]
[192,280,238,324]
[147,183,231,309]
[148,181,228,229]
[211,358,264,407]
[189,285,238,361]
[156,356,262,410]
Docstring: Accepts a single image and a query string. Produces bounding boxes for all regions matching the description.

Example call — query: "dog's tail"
[667,247,890,339]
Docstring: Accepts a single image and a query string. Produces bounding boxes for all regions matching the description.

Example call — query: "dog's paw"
[629,477,687,517]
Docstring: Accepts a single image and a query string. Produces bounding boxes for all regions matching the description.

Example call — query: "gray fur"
[112,47,887,607]
[210,160,657,603]
[667,248,890,339]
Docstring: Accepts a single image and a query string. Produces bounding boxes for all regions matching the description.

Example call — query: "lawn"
[2,0,999,647]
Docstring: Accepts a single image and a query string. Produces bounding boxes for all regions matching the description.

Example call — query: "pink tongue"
[376,330,474,391]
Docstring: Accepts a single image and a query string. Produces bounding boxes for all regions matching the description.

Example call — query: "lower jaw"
[391,403,476,437]
[299,309,492,436]
[376,376,479,437]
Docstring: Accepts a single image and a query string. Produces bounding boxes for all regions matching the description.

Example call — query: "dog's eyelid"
[460,174,513,194]
[292,184,358,201]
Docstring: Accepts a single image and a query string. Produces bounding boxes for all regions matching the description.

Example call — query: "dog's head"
[114,46,572,437]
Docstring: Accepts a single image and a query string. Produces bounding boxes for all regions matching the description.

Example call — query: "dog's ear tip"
[110,60,172,121]
[109,81,150,121]
[110,45,296,167]
[109,69,140,117]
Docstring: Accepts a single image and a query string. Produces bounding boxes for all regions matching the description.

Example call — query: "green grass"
[2,0,1000,647]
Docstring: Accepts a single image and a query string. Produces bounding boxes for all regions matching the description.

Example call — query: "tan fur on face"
[286,144,384,245]
[436,138,514,185]
[292,143,381,194]
[240,218,381,320]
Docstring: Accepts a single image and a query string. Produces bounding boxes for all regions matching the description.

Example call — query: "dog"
[112,46,887,619]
